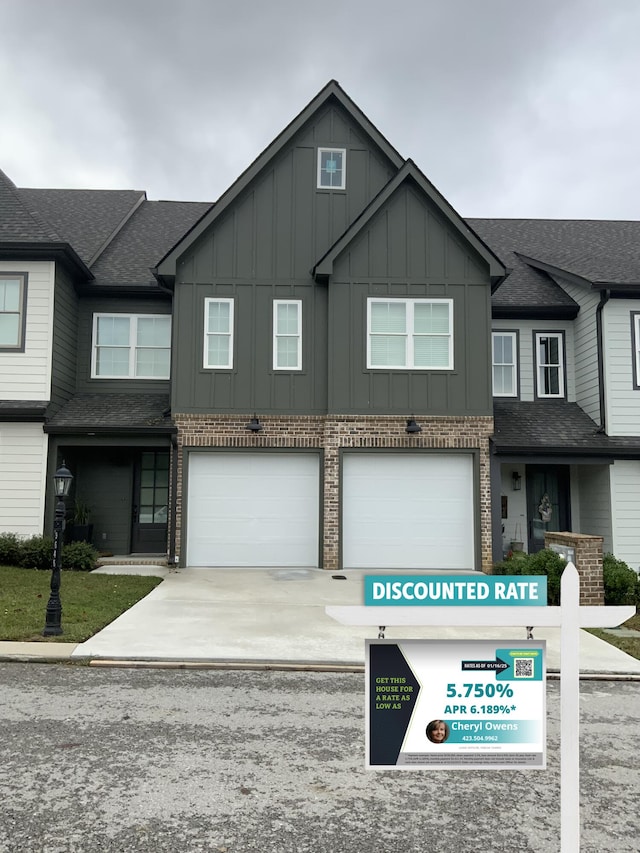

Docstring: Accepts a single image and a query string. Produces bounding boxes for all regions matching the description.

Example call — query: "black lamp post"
[43,461,73,637]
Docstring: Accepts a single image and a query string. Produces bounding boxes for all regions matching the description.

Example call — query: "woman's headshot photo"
[426,719,449,744]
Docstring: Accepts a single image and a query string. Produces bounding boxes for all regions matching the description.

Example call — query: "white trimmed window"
[492,332,518,396]
[204,298,234,369]
[92,314,171,379]
[317,148,346,189]
[535,332,565,398]
[273,300,302,371]
[0,273,27,350]
[367,298,453,370]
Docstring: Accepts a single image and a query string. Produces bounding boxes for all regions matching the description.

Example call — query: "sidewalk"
[1,566,639,675]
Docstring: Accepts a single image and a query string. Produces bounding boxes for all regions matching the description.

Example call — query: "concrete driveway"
[69,565,640,673]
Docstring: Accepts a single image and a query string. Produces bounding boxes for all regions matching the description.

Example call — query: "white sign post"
[325,564,635,852]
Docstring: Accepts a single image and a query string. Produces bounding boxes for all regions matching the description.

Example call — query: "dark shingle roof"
[89,199,211,285]
[0,169,63,243]
[19,187,145,265]
[45,394,174,432]
[469,219,582,311]
[470,219,640,311]
[493,400,640,455]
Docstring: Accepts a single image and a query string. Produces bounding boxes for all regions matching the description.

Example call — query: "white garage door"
[186,452,320,567]
[342,453,475,570]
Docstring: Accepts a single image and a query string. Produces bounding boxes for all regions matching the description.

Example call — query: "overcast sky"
[2,0,640,219]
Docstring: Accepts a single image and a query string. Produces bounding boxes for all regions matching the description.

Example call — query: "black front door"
[526,465,570,553]
[131,451,169,553]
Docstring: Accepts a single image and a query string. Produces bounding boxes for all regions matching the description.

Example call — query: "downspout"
[169,433,179,565]
[595,290,610,432]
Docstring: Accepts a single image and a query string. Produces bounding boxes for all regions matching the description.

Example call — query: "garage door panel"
[343,453,474,570]
[187,453,319,567]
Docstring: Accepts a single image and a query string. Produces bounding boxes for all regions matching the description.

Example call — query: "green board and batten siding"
[172,102,493,417]
[328,182,494,415]
[172,103,397,415]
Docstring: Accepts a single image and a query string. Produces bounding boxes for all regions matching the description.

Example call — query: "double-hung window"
[204,298,234,369]
[492,331,518,396]
[0,273,27,350]
[92,314,171,379]
[317,148,346,190]
[535,332,565,398]
[273,300,302,370]
[367,298,453,370]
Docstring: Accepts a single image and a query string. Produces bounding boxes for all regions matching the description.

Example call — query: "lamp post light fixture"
[43,461,73,637]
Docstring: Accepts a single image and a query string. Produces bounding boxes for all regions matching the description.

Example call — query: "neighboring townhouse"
[0,166,210,554]
[471,219,640,567]
[2,81,640,572]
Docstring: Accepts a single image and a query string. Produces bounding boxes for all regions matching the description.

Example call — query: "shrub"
[492,549,566,605]
[602,553,640,606]
[0,532,22,566]
[525,549,566,606]
[61,540,99,572]
[19,535,54,570]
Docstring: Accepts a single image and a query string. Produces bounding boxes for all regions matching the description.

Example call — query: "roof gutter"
[596,289,610,432]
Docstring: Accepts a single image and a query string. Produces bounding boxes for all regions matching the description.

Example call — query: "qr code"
[514,658,535,678]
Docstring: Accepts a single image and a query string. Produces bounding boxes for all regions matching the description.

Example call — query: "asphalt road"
[0,664,638,853]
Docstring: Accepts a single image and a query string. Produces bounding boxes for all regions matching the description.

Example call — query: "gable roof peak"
[155,80,405,282]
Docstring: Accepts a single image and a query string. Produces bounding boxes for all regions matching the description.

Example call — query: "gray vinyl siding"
[50,264,79,408]
[492,319,575,402]
[577,464,612,553]
[75,296,172,394]
[610,460,640,568]
[172,102,398,414]
[602,298,640,436]
[327,184,492,415]
[552,276,600,422]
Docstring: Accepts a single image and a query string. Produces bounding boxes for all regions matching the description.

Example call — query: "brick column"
[544,532,604,605]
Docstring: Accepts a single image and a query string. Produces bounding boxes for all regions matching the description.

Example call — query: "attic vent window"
[318,148,346,190]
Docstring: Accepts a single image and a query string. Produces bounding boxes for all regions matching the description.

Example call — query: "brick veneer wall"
[544,532,604,606]
[173,414,494,572]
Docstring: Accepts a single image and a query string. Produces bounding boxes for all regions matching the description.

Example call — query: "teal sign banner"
[364,575,547,606]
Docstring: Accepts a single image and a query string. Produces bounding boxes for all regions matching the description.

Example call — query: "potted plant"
[68,498,94,544]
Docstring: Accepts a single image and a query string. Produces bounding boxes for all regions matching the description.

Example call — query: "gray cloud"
[1,0,639,218]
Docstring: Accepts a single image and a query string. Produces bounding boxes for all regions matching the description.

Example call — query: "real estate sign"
[366,639,546,770]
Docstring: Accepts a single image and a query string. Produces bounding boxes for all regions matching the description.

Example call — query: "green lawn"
[588,611,640,661]
[0,565,162,643]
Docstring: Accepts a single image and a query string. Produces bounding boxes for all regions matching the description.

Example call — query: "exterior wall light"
[246,416,263,433]
[405,417,422,434]
[512,471,522,491]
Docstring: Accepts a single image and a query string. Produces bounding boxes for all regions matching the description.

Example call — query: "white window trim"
[366,297,454,370]
[317,147,346,190]
[273,299,302,371]
[203,297,234,370]
[0,272,27,351]
[492,331,518,397]
[633,313,640,389]
[91,313,171,379]
[535,332,565,398]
